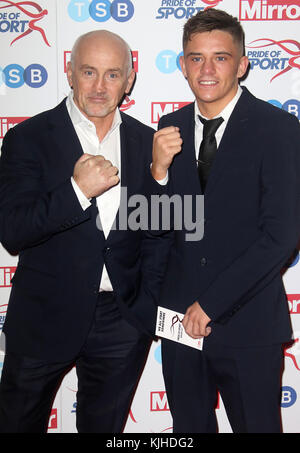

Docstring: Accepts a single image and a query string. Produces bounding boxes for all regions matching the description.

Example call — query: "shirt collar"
[66,91,122,137]
[194,85,242,125]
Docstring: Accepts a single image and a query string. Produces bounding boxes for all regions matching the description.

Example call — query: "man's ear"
[237,55,249,79]
[179,55,187,79]
[66,61,73,88]
[125,69,136,94]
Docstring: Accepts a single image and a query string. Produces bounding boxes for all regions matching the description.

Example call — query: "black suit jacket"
[0,99,169,360]
[158,87,300,346]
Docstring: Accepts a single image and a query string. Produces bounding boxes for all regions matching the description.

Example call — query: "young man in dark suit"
[152,9,300,433]
[0,30,169,433]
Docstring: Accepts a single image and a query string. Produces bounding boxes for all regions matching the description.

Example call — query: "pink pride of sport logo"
[0,0,50,46]
[247,38,300,82]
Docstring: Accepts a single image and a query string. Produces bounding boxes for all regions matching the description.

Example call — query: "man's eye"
[84,70,94,77]
[108,72,119,79]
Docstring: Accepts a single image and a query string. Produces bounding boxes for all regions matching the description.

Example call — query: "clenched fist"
[151,126,182,181]
[73,153,119,199]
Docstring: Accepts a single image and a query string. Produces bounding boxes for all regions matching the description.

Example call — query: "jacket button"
[200,257,207,266]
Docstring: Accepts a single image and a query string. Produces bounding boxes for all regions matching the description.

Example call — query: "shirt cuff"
[150,163,169,185]
[71,177,91,211]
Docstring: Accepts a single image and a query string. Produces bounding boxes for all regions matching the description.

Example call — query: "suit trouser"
[161,337,283,433]
[0,292,150,433]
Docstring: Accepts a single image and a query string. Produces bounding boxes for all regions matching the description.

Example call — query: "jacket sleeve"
[0,125,90,254]
[199,114,300,324]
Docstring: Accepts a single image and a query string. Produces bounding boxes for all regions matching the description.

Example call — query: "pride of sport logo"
[0,0,50,46]
[155,0,222,19]
[68,0,134,22]
[246,37,300,82]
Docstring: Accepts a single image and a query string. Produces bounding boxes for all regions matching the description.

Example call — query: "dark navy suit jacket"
[0,98,170,360]
[158,87,300,347]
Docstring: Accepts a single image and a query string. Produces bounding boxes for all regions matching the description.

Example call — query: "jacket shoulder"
[6,99,67,137]
[121,111,155,137]
[241,87,298,128]
[159,102,194,126]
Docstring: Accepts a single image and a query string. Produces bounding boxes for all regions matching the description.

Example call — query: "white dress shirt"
[66,91,122,292]
[194,85,243,157]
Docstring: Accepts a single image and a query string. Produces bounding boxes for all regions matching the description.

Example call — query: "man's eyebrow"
[79,64,97,70]
[186,51,233,57]
[79,64,123,73]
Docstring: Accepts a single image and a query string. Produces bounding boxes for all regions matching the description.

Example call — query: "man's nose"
[201,58,216,74]
[93,75,107,91]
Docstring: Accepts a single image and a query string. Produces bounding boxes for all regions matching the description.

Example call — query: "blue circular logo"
[3,64,24,88]
[24,64,48,88]
[268,99,282,109]
[111,0,134,22]
[268,99,300,119]
[89,0,111,22]
[156,50,179,74]
[282,99,300,119]
[281,386,297,408]
[68,0,90,21]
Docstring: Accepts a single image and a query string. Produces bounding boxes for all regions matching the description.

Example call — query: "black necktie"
[197,116,224,192]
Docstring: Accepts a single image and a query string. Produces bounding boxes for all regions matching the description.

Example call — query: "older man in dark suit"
[0,30,169,433]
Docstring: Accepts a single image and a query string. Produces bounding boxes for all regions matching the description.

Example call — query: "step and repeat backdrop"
[0,0,300,433]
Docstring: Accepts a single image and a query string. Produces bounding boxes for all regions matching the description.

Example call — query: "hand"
[73,153,119,199]
[151,126,182,180]
[182,301,212,339]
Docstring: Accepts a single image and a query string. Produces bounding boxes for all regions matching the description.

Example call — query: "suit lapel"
[204,87,251,196]
[47,99,83,174]
[47,98,103,236]
[106,114,145,240]
[173,103,203,195]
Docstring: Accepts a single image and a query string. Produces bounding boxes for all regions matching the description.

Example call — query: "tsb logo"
[68,0,134,22]
[1,64,47,88]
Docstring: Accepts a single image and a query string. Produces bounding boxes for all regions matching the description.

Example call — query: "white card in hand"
[155,306,203,350]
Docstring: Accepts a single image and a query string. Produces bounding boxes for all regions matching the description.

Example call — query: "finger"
[105,165,119,176]
[77,153,94,163]
[92,155,105,162]
[155,126,180,137]
[107,175,120,186]
[205,326,212,336]
[98,159,113,169]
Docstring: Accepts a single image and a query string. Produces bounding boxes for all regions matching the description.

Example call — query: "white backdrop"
[0,0,300,434]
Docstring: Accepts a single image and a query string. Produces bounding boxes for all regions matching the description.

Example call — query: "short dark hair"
[182,9,245,55]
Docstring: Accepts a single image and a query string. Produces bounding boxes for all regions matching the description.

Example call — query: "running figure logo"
[0,0,50,46]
